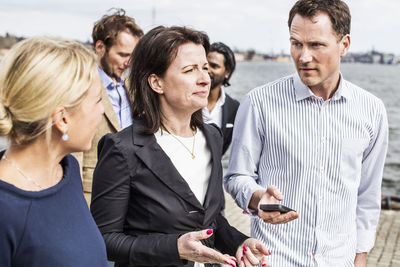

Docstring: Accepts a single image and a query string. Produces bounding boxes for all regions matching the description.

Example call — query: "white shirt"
[203,87,226,128]
[224,73,388,266]
[155,129,212,205]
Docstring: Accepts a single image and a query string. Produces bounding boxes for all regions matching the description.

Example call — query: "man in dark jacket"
[203,42,240,155]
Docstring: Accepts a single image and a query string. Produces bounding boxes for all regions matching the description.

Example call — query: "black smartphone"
[259,204,296,213]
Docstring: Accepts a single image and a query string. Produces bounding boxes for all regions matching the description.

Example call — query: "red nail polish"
[231,258,237,263]
[241,256,244,261]
[262,264,267,266]
[206,229,213,235]
[243,245,248,252]
[268,250,271,255]
[224,260,229,265]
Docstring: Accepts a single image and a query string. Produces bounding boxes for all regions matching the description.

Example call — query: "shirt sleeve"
[356,100,389,253]
[224,94,266,212]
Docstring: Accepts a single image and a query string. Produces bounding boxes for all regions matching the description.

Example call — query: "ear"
[52,107,69,136]
[148,74,164,94]
[339,34,351,58]
[95,40,106,57]
[224,70,231,79]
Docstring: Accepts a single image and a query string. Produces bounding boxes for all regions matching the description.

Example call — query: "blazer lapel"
[201,125,223,210]
[133,125,204,211]
[221,101,228,132]
[101,85,121,132]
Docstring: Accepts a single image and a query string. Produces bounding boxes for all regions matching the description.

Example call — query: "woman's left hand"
[235,238,271,267]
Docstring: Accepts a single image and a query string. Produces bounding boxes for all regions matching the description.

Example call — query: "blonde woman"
[0,37,107,266]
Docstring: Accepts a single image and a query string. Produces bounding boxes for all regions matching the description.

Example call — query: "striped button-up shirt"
[224,73,388,266]
[98,67,133,129]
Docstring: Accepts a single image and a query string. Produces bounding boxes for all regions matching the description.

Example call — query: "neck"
[207,85,222,111]
[309,73,341,101]
[161,113,194,137]
[4,136,66,188]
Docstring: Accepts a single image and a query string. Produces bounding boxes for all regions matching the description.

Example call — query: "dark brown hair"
[288,0,351,39]
[129,26,210,134]
[92,8,143,50]
[210,42,236,87]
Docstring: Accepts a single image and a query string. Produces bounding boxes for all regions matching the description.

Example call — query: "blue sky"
[1,0,399,54]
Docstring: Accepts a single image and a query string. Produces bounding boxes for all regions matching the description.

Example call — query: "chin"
[299,76,316,87]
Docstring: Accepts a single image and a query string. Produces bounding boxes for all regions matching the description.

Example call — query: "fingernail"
[268,250,271,255]
[241,256,244,261]
[262,264,267,266]
[243,245,248,252]
[206,229,213,235]
[224,260,229,265]
[231,257,237,263]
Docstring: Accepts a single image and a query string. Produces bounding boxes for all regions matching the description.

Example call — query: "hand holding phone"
[259,204,296,214]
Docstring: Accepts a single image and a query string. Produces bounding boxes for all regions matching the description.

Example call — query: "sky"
[0,0,399,55]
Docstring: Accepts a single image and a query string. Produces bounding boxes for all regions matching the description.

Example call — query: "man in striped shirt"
[224,0,388,266]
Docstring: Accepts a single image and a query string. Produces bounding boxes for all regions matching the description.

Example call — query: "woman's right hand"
[177,229,237,267]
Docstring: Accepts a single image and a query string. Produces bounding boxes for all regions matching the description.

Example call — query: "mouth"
[299,67,316,72]
[194,90,208,97]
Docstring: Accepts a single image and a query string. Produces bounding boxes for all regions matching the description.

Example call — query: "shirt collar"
[293,72,350,102]
[97,66,124,90]
[218,86,226,106]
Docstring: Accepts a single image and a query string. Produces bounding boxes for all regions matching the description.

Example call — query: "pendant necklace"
[2,154,49,190]
[164,127,196,159]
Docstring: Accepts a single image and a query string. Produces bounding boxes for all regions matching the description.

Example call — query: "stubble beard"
[210,75,225,91]
[100,53,120,80]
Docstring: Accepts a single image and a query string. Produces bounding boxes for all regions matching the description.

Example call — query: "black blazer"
[221,94,240,155]
[91,120,247,267]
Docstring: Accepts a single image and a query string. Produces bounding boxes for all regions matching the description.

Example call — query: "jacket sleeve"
[90,133,184,266]
[214,213,248,256]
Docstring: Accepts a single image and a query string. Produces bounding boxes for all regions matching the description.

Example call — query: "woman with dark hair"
[91,26,270,267]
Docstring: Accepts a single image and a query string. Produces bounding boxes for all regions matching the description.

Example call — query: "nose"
[208,65,215,76]
[124,56,132,68]
[198,70,210,86]
[299,47,312,63]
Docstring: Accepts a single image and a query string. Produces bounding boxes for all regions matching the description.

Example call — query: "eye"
[311,42,322,47]
[203,66,209,71]
[291,41,302,47]
[184,68,194,73]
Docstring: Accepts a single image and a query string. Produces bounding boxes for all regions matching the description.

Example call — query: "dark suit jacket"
[221,94,240,155]
[90,120,248,267]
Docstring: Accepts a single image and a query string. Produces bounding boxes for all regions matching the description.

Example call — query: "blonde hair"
[0,36,98,145]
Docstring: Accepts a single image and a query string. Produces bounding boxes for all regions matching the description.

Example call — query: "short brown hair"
[288,0,351,39]
[129,26,210,134]
[92,8,143,50]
